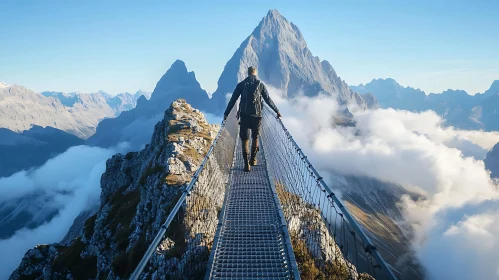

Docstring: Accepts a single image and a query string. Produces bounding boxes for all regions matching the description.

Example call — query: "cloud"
[0,144,126,279]
[417,211,499,280]
[200,111,223,125]
[267,88,499,279]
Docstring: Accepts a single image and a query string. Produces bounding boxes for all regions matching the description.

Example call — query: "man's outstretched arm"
[223,84,242,119]
[261,83,281,117]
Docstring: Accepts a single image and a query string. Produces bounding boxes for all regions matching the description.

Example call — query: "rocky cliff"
[275,183,374,280]
[485,142,499,179]
[10,99,233,280]
[338,176,425,280]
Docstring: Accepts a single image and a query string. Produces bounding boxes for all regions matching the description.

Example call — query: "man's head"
[248,66,257,76]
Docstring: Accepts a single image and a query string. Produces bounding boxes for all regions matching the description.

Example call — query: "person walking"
[223,66,281,172]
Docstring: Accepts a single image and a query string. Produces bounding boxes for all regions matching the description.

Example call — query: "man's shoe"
[250,140,259,166]
[243,152,251,172]
[250,157,257,166]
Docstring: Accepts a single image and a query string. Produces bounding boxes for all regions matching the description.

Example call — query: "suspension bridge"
[129,106,398,280]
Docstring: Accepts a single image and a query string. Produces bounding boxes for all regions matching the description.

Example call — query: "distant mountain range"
[350,79,499,131]
[42,90,151,112]
[0,82,150,139]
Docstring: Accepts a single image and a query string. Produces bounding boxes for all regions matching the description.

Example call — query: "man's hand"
[276,112,282,118]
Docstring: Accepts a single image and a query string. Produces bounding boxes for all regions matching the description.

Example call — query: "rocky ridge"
[10,99,232,280]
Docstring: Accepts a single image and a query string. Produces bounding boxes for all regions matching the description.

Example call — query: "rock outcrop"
[10,99,234,280]
[275,183,374,280]
[485,142,499,179]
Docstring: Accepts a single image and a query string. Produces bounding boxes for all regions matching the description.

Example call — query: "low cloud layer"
[0,144,127,279]
[268,89,499,279]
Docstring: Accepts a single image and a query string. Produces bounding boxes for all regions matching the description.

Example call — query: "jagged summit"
[438,89,470,98]
[151,60,201,100]
[483,80,499,97]
[148,59,210,109]
[267,9,281,17]
[372,78,397,84]
[210,9,374,114]
[136,94,147,106]
[253,9,305,45]
[88,60,211,148]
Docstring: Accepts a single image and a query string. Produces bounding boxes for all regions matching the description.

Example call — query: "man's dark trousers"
[239,115,261,168]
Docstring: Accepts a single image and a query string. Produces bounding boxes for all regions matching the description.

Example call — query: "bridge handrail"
[270,107,397,280]
[129,120,228,280]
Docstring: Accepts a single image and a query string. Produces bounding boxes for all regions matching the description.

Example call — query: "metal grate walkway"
[205,138,300,279]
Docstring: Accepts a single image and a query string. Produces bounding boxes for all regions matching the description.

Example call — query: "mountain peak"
[254,8,303,43]
[98,90,112,98]
[170,59,188,72]
[262,9,288,24]
[371,78,398,85]
[209,10,375,114]
[134,89,152,99]
[484,80,499,97]
[152,60,200,96]
[266,9,282,18]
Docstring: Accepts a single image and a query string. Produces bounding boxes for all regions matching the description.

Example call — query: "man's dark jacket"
[224,75,279,118]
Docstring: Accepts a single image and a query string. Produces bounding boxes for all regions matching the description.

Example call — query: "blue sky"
[1,0,498,95]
